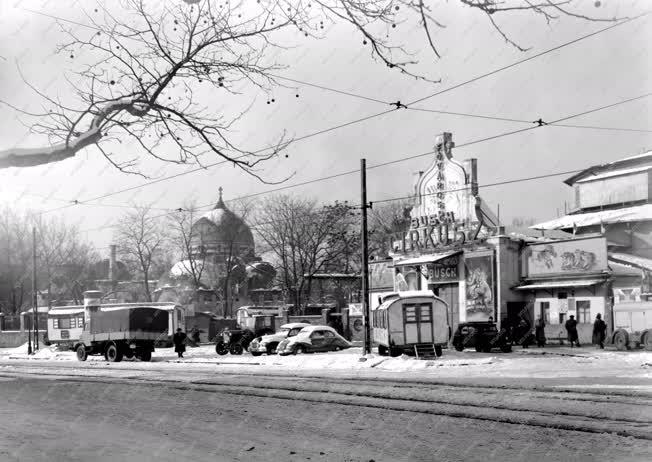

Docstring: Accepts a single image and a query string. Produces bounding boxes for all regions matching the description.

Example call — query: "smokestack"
[109,244,117,281]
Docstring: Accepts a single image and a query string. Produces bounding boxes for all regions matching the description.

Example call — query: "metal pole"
[360,159,371,355]
[33,227,38,351]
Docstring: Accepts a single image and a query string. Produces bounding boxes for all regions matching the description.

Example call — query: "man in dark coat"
[592,313,607,349]
[565,315,580,347]
[535,317,546,348]
[173,328,187,358]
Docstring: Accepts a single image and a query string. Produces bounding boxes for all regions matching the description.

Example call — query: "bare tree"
[0,1,612,173]
[255,195,358,313]
[114,205,169,301]
[0,207,34,313]
[368,197,413,259]
[167,201,207,291]
[34,215,97,307]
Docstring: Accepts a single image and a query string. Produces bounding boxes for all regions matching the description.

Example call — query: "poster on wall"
[465,254,495,321]
[526,237,608,276]
[369,260,395,290]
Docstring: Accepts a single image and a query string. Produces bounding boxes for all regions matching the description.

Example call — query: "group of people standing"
[508,313,608,349]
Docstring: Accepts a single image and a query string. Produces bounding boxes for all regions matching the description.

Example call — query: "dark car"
[452,322,512,353]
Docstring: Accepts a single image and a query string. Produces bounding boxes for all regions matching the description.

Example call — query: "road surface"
[0,365,651,462]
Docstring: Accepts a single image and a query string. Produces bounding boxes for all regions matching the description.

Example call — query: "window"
[53,318,58,329]
[323,331,335,338]
[540,302,550,324]
[419,304,432,322]
[577,300,591,323]
[404,305,417,323]
[310,331,325,339]
[54,317,72,329]
[78,315,84,328]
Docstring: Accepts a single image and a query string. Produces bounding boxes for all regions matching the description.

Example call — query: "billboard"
[465,254,495,322]
[369,260,395,291]
[525,237,608,277]
[427,254,460,284]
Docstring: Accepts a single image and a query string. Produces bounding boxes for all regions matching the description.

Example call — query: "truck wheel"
[124,348,135,359]
[614,330,630,351]
[138,350,152,362]
[643,332,652,351]
[434,346,443,357]
[389,347,401,357]
[378,345,388,356]
[215,342,228,355]
[105,344,123,362]
[76,345,87,362]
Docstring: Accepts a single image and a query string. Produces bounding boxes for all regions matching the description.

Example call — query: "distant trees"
[367,198,413,259]
[254,195,359,313]
[114,205,170,302]
[0,207,98,314]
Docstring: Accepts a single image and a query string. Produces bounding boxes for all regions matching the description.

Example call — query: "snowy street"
[1,345,651,461]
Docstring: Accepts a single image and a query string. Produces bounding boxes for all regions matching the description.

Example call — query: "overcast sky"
[0,0,650,257]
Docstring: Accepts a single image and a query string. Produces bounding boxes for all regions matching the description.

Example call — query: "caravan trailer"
[46,305,85,350]
[372,291,450,358]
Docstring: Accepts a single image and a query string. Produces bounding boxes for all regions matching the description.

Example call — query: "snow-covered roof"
[610,252,652,272]
[100,304,178,312]
[394,251,460,267]
[531,204,652,230]
[575,165,652,183]
[609,261,642,276]
[564,150,652,185]
[280,322,311,329]
[515,279,606,290]
[48,307,85,315]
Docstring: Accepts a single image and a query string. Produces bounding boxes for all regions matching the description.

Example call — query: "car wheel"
[333,346,341,352]
[215,342,228,355]
[229,343,244,355]
[389,347,401,357]
[266,343,278,355]
[251,352,263,357]
[76,345,87,362]
[105,344,123,363]
[474,344,483,352]
[378,345,388,356]
[294,345,306,355]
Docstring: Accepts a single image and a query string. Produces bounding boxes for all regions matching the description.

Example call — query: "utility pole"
[360,159,371,355]
[32,227,38,351]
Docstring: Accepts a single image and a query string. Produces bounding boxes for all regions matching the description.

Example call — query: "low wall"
[543,323,595,345]
[0,331,46,348]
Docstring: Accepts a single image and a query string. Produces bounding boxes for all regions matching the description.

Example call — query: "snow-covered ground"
[1,342,651,390]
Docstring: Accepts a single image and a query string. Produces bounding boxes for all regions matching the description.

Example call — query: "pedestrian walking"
[592,313,607,349]
[565,315,581,347]
[173,328,187,358]
[517,318,532,348]
[535,316,546,348]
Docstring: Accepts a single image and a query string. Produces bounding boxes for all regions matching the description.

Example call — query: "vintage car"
[248,322,311,356]
[452,321,512,353]
[276,325,351,356]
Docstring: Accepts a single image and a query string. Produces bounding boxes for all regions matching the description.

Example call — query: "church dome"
[191,187,255,257]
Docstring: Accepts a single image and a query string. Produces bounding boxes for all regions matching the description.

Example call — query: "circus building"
[367,132,567,337]
[156,188,276,317]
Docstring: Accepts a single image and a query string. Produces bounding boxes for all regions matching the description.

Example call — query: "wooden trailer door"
[403,302,433,344]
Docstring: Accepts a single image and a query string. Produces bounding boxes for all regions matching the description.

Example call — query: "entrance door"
[403,303,433,344]
[431,283,459,335]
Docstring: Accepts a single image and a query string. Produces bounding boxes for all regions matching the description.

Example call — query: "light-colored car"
[248,323,311,356]
[276,325,352,356]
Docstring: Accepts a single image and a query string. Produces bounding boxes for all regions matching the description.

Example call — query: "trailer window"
[405,305,417,323]
[419,305,432,322]
[54,317,72,329]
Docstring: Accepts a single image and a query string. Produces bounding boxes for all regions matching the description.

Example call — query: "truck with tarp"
[74,302,185,362]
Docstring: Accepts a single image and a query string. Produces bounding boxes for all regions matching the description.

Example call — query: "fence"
[1,315,21,331]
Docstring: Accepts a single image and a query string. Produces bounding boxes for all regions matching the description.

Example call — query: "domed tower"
[190,187,255,263]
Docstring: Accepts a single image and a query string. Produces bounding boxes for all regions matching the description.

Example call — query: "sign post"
[360,159,371,355]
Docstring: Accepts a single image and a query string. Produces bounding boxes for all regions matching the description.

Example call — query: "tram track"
[1,361,651,441]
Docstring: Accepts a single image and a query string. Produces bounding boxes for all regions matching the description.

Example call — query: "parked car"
[248,322,311,356]
[452,322,512,353]
[276,325,351,356]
